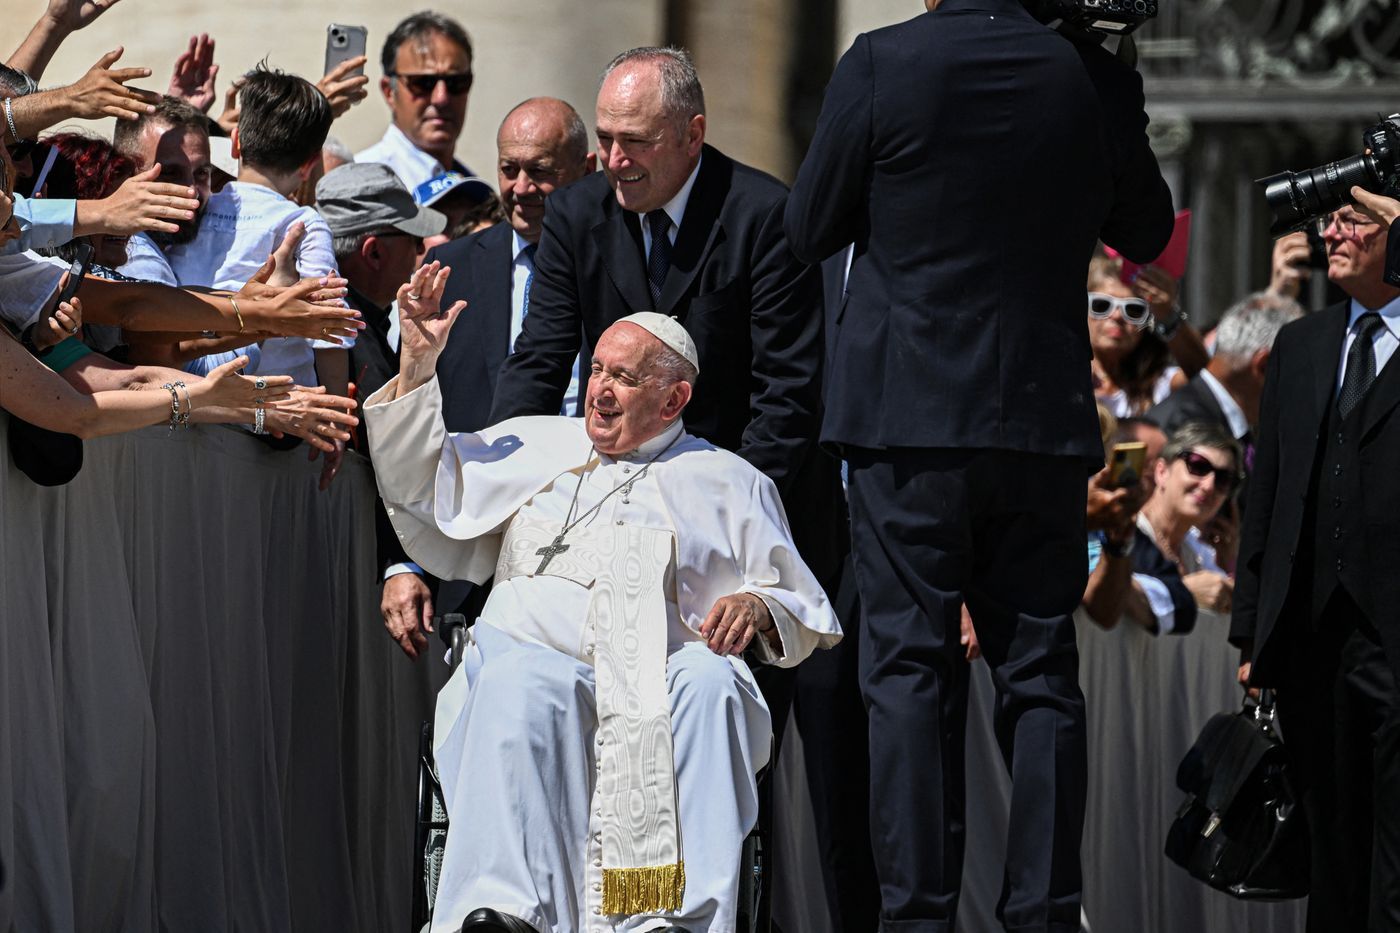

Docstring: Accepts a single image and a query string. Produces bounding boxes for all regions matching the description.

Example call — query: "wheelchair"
[410,615,772,933]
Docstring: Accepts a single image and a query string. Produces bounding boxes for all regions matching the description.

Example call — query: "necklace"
[533,430,684,574]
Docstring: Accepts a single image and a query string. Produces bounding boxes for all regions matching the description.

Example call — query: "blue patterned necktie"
[646,209,672,309]
[519,242,538,321]
[1337,312,1385,419]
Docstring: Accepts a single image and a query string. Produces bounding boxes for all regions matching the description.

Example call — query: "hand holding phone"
[325,24,368,79]
[56,241,95,306]
[1108,441,1147,488]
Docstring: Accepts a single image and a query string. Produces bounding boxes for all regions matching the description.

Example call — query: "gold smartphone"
[1108,441,1147,488]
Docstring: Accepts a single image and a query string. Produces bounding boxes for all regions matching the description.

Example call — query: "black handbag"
[7,414,83,487]
[1164,690,1310,900]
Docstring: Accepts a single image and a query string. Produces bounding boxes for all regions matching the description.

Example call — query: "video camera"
[1257,114,1400,236]
[1038,0,1159,36]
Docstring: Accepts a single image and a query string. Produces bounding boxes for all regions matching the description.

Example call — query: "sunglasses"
[1177,450,1242,496]
[391,72,473,97]
[1087,292,1152,328]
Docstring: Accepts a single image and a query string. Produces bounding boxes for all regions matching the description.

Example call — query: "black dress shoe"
[460,907,539,933]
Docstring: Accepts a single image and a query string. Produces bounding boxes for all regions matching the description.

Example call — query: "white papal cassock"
[364,375,841,933]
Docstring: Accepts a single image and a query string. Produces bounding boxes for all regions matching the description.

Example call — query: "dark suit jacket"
[426,222,516,434]
[1232,303,1400,681]
[490,144,844,583]
[417,222,523,616]
[1146,374,1230,438]
[784,0,1174,459]
[346,286,414,575]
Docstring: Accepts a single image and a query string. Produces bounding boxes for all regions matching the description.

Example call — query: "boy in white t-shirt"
[168,65,344,392]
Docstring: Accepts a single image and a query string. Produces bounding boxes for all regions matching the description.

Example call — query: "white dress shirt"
[1198,368,1250,440]
[639,156,702,262]
[355,123,469,193]
[1336,294,1400,391]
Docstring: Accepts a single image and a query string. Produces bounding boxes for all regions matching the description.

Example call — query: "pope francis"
[364,262,842,933]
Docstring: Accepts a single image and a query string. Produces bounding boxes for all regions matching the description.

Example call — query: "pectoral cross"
[534,534,571,574]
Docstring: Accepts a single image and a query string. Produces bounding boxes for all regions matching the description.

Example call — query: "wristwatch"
[1101,531,1136,559]
[1152,305,1188,341]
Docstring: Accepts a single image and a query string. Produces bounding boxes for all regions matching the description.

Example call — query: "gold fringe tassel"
[600,861,686,915]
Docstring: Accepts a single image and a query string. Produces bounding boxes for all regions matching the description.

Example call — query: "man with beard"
[112,95,213,285]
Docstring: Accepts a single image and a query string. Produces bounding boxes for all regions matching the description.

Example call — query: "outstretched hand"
[67,48,160,122]
[167,34,219,114]
[396,261,466,393]
[44,0,121,32]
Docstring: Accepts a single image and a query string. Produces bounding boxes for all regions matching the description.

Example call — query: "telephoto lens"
[1257,114,1400,236]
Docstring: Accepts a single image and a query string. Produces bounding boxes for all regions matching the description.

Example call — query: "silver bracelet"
[2,99,20,144]
[173,381,192,428]
[253,407,267,434]
[160,382,181,431]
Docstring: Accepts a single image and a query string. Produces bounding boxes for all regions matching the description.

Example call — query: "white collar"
[642,153,702,233]
[601,419,686,464]
[380,123,448,174]
[1349,293,1400,340]
[512,229,536,261]
[1197,368,1250,440]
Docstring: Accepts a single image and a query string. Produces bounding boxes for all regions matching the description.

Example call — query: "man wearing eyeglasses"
[357,11,477,192]
[1233,199,1400,932]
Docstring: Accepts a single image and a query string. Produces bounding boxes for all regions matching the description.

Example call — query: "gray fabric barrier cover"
[0,415,1308,932]
[0,419,447,933]
[774,614,1309,933]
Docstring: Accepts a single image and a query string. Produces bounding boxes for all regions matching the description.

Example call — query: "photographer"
[1351,185,1400,286]
[784,0,1174,926]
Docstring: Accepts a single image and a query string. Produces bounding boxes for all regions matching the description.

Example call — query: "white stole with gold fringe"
[495,515,685,916]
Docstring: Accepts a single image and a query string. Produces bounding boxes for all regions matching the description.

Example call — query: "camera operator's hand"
[1267,231,1311,299]
[1351,186,1400,228]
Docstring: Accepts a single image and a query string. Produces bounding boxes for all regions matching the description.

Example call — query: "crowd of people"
[4,0,1400,931]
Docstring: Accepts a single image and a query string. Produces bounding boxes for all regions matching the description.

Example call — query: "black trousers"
[1278,590,1400,933]
[846,447,1087,933]
[793,553,881,933]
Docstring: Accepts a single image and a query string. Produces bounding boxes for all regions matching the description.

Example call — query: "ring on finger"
[407,291,422,300]
[254,377,267,390]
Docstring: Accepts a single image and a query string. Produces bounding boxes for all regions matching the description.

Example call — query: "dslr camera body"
[1258,115,1400,236]
[1034,0,1158,35]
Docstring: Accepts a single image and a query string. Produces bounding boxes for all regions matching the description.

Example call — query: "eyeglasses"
[390,72,473,97]
[1318,211,1380,239]
[1177,450,1242,496]
[1087,292,1152,328]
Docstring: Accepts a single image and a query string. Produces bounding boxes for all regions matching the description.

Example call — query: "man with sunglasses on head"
[1233,197,1400,932]
[357,12,477,192]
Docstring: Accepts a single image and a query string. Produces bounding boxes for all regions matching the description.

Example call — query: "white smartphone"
[325,24,368,78]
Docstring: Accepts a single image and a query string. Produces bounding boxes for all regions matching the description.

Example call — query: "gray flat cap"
[315,162,446,239]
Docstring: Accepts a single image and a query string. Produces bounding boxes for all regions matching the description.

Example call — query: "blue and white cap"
[412,172,495,208]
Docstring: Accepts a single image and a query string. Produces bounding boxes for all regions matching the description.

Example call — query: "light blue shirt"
[5,195,76,255]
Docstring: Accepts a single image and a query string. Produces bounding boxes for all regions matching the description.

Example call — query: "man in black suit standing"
[784,2,1173,930]
[1149,291,1302,448]
[1233,202,1400,931]
[379,97,595,657]
[490,46,839,588]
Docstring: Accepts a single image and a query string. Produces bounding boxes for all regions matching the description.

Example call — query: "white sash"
[495,516,685,915]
